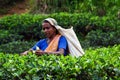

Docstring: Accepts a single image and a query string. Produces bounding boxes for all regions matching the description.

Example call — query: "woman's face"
[42,22,57,38]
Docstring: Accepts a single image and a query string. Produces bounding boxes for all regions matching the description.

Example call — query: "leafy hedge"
[0,13,120,53]
[84,30,120,47]
[0,45,120,80]
[0,41,36,54]
[0,30,23,44]
[0,13,119,33]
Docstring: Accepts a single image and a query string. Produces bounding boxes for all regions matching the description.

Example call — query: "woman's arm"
[20,49,33,55]
[35,48,64,55]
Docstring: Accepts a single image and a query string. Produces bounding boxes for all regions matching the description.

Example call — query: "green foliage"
[0,13,119,32]
[84,30,120,47]
[0,30,23,45]
[0,14,46,40]
[0,13,120,53]
[29,0,120,16]
[0,45,120,79]
[0,41,36,54]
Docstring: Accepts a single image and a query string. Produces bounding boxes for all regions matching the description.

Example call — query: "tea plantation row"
[0,13,120,53]
[0,45,120,80]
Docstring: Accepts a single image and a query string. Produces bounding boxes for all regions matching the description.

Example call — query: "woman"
[22,18,85,57]
[21,18,68,56]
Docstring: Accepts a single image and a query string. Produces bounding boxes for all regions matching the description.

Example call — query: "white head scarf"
[44,18,85,57]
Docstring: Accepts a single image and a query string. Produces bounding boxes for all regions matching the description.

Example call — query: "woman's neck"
[48,34,57,43]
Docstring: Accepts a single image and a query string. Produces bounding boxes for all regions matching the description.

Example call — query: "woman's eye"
[43,28,45,30]
[45,27,50,30]
[43,27,50,30]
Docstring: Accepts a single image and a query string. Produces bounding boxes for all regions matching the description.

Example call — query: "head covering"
[43,18,58,26]
[43,18,85,57]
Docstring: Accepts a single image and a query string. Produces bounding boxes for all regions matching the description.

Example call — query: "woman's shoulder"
[37,38,47,43]
[60,35,67,41]
[61,35,66,38]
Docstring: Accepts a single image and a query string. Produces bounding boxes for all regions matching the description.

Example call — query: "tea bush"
[0,45,120,79]
[0,13,120,52]
[0,30,23,45]
[84,30,120,47]
[0,41,36,54]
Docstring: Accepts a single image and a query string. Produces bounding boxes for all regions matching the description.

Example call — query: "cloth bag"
[44,18,85,57]
[55,26,85,57]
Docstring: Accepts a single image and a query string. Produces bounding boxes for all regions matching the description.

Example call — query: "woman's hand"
[35,50,45,55]
[21,51,28,55]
